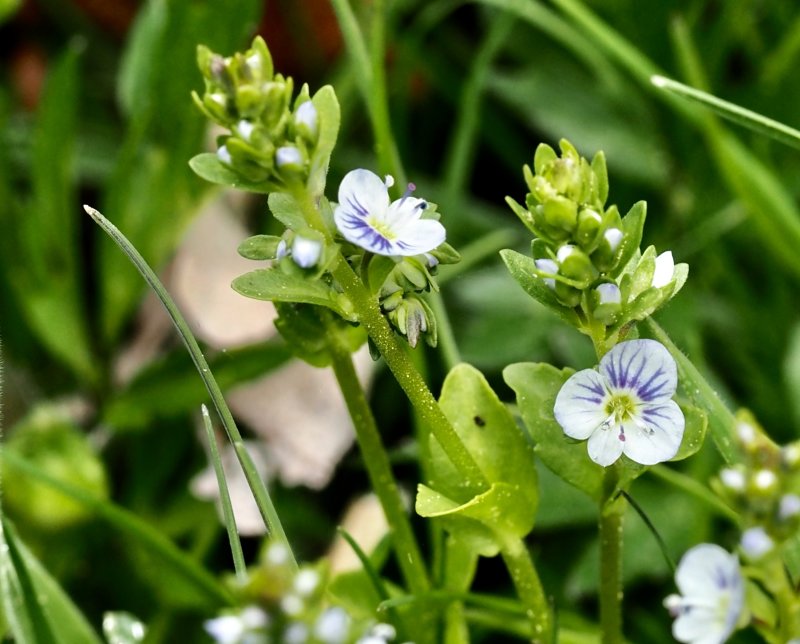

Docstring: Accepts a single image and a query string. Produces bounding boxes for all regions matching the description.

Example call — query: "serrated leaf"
[188,153,274,193]
[232,268,355,320]
[500,249,580,327]
[504,362,604,500]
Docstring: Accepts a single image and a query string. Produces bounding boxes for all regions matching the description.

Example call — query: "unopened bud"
[591,282,621,324]
[557,244,597,287]
[217,145,232,165]
[576,208,602,249]
[652,251,675,288]
[541,196,578,236]
[291,235,322,268]
[534,258,559,290]
[780,494,800,520]
[275,146,304,172]
[740,526,773,559]
[294,101,319,143]
[720,468,746,492]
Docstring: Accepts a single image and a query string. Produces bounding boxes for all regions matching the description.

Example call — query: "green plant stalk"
[1,449,232,606]
[200,404,247,582]
[761,554,800,641]
[326,335,430,595]
[599,467,625,644]
[330,0,405,190]
[84,206,296,569]
[497,534,551,644]
[289,189,487,488]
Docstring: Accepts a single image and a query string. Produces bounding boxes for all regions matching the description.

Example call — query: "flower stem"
[498,535,551,643]
[599,467,625,644]
[331,256,487,487]
[325,328,431,595]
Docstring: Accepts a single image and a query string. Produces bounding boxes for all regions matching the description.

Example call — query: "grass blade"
[84,204,296,569]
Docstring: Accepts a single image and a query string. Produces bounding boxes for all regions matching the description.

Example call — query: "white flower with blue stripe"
[554,339,685,466]
[334,169,446,257]
[664,544,744,644]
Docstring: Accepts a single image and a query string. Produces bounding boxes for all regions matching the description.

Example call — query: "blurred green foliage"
[2,0,800,642]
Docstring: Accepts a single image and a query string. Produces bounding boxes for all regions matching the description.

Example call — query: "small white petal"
[556,244,576,263]
[276,146,303,168]
[240,606,269,629]
[554,369,610,440]
[753,469,777,490]
[596,282,621,305]
[293,569,320,596]
[740,526,773,559]
[292,236,322,268]
[294,101,318,136]
[284,622,309,644]
[276,239,289,259]
[622,400,684,465]
[586,420,625,466]
[205,616,245,644]
[314,607,350,644]
[372,623,396,640]
[237,120,255,141]
[266,542,290,565]
[604,228,623,253]
[780,493,800,519]
[534,258,558,289]
[675,544,740,600]
[337,169,390,224]
[391,218,445,256]
[736,421,757,446]
[384,175,395,188]
[281,594,304,616]
[600,339,677,403]
[719,468,745,491]
[217,145,232,165]
[652,250,675,288]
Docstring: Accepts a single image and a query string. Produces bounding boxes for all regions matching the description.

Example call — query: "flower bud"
[217,144,232,166]
[534,258,558,290]
[590,282,621,324]
[275,146,304,173]
[541,196,578,236]
[591,227,623,273]
[554,281,581,307]
[294,101,319,144]
[652,251,675,288]
[740,526,773,559]
[291,235,322,268]
[575,208,602,249]
[779,494,800,520]
[557,244,597,288]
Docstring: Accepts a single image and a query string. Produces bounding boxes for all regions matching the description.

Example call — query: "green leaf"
[612,200,646,278]
[267,192,306,230]
[504,362,604,500]
[0,518,103,644]
[233,267,356,320]
[417,364,538,553]
[500,249,581,327]
[188,153,274,193]
[672,405,707,462]
[307,85,340,200]
[238,234,283,260]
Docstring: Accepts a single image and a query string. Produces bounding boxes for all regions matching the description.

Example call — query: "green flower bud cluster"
[193,36,319,185]
[713,412,800,552]
[366,243,460,348]
[206,540,398,644]
[504,139,689,349]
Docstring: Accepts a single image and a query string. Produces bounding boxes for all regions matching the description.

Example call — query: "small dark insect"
[473,415,486,427]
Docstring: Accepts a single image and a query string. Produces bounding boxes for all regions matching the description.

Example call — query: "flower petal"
[653,250,675,288]
[334,209,395,254]
[586,421,625,466]
[622,400,684,465]
[600,339,677,403]
[676,544,741,601]
[672,606,726,644]
[393,219,446,255]
[554,369,609,440]
[336,169,390,223]
[387,196,428,228]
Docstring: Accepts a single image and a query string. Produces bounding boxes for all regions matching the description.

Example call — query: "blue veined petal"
[334,209,394,254]
[600,339,677,403]
[554,368,610,440]
[394,218,446,256]
[586,419,625,466]
[622,400,684,465]
[336,169,390,225]
[670,544,743,644]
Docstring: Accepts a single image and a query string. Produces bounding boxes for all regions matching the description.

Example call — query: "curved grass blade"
[201,405,246,583]
[84,205,295,569]
[651,75,800,151]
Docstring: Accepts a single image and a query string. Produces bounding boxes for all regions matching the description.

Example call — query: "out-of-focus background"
[2,0,799,641]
